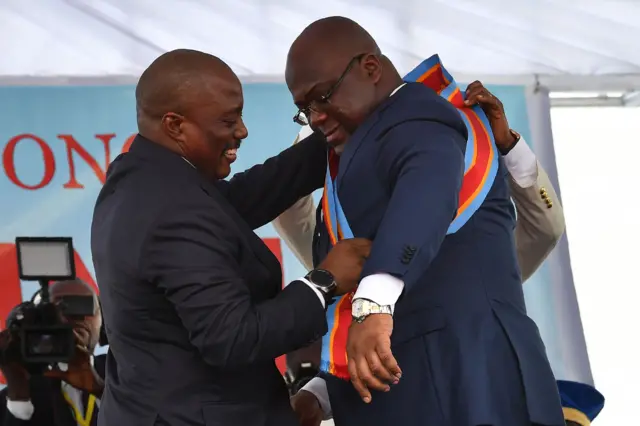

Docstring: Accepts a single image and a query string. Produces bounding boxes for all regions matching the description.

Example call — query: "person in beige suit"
[272,82,567,426]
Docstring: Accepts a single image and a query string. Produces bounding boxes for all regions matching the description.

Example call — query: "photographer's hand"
[0,329,30,401]
[44,330,104,397]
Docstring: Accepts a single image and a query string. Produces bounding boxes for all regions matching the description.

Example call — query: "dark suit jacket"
[312,83,564,426]
[0,355,105,426]
[91,135,328,426]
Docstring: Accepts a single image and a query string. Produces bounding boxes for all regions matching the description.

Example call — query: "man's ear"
[362,54,383,84]
[161,112,186,143]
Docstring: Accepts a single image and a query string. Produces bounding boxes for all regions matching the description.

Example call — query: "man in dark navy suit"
[91,49,371,426]
[284,17,564,426]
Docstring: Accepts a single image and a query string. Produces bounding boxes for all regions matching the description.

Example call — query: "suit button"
[539,187,547,195]
[546,200,553,208]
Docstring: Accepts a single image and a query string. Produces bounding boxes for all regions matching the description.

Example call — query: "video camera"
[0,237,95,374]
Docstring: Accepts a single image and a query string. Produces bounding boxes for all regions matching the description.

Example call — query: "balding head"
[136,49,236,127]
[287,17,380,79]
[285,17,402,148]
[135,49,248,180]
[50,278,96,299]
[50,279,102,351]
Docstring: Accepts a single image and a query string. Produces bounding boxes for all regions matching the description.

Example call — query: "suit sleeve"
[141,202,328,369]
[510,160,566,282]
[361,118,467,293]
[218,132,327,230]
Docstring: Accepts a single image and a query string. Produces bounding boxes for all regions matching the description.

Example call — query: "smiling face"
[136,50,249,180]
[161,72,248,180]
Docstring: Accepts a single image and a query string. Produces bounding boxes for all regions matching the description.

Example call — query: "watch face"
[308,269,335,289]
[351,299,365,316]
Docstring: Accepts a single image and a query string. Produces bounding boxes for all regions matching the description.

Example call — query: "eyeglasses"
[293,53,366,126]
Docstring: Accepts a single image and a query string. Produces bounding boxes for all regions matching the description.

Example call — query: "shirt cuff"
[301,377,332,420]
[6,398,35,421]
[297,277,325,309]
[503,136,538,188]
[353,273,404,312]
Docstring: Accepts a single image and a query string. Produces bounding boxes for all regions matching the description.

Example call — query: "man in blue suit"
[285,16,564,426]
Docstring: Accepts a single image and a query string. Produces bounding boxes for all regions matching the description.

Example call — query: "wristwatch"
[352,298,393,323]
[304,269,337,304]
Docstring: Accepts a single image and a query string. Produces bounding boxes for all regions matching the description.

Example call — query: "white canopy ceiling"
[1,0,639,91]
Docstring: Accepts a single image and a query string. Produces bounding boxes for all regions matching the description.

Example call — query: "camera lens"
[27,333,55,355]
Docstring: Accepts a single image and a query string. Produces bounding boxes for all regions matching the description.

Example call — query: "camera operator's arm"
[0,330,35,424]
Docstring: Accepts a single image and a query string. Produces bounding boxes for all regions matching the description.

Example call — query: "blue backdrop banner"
[1,82,561,382]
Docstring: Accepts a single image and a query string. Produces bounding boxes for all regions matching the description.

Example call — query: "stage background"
[0,83,576,386]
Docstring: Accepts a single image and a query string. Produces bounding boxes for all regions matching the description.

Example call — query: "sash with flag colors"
[319,54,500,379]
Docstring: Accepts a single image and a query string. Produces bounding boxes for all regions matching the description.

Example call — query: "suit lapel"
[336,110,381,191]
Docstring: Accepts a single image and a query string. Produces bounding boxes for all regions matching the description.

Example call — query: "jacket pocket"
[391,306,447,347]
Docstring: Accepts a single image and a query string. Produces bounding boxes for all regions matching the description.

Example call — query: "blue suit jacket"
[314,83,564,426]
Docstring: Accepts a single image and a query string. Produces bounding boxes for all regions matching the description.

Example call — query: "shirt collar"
[182,157,195,168]
[390,83,407,97]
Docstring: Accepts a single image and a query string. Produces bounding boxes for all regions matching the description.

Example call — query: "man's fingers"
[348,358,372,403]
[365,351,396,384]
[342,238,372,257]
[465,88,495,105]
[357,356,389,393]
[75,344,91,355]
[43,369,65,379]
[465,80,483,94]
[376,340,402,379]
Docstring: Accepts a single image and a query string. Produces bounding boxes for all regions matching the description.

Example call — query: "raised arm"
[505,139,565,282]
[218,131,327,230]
[142,200,328,368]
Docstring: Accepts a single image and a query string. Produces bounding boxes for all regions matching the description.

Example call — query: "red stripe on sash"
[417,64,450,94]
[328,294,352,378]
[457,109,494,216]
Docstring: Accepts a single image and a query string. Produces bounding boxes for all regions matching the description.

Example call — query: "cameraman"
[0,279,105,426]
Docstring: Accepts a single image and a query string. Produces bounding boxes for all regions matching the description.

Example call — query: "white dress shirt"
[302,128,539,420]
[6,360,102,422]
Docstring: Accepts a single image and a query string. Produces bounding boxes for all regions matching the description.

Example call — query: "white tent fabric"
[1,0,639,90]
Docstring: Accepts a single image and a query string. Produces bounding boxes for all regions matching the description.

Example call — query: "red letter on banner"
[121,134,137,153]
[2,134,56,190]
[59,134,114,188]
[262,238,289,375]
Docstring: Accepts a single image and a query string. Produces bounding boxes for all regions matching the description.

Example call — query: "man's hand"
[346,314,401,403]
[0,329,31,400]
[44,330,104,397]
[291,390,324,426]
[464,81,516,152]
[318,238,371,295]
